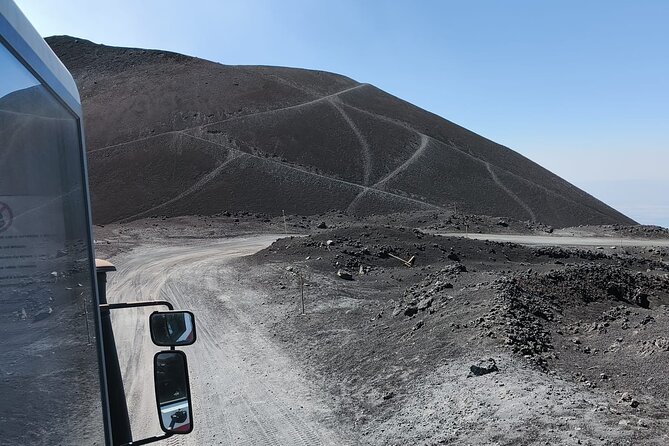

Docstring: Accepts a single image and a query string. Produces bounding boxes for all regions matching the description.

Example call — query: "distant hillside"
[46,35,635,227]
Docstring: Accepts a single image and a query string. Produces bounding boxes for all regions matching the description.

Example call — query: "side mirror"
[154,351,193,434]
[149,311,196,346]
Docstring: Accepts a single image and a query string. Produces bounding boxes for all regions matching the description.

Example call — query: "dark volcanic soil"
[93,213,669,444]
[46,35,635,228]
[237,221,669,444]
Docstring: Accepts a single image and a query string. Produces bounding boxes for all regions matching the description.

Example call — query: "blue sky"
[14,0,669,227]
[0,42,39,98]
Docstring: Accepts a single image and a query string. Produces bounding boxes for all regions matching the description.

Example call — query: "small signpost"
[299,272,305,315]
[282,210,287,236]
[286,266,309,315]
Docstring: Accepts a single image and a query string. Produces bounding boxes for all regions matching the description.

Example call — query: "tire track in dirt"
[106,237,352,445]
[161,260,331,446]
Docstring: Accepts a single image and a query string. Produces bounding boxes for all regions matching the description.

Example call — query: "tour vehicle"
[0,1,196,444]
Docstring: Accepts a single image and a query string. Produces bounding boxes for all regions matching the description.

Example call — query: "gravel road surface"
[106,235,349,445]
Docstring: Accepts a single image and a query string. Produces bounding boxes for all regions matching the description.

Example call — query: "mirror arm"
[100,300,189,442]
[100,300,175,311]
[120,432,173,446]
[101,300,178,351]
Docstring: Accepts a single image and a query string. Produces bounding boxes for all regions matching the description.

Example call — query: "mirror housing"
[149,311,196,346]
[154,351,193,434]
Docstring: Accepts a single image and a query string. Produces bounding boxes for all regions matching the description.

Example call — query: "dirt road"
[436,232,669,247]
[106,235,351,445]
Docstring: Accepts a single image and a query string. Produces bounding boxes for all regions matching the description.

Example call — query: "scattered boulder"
[416,296,434,311]
[468,358,499,377]
[337,269,353,280]
[619,392,633,403]
[33,306,53,322]
[443,263,467,274]
[488,263,669,367]
[606,283,625,299]
[402,307,417,317]
[634,289,650,308]
[394,264,466,318]
[317,222,327,229]
[654,338,669,351]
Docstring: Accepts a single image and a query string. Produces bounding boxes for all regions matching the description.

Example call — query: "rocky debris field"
[238,219,669,445]
[93,214,669,444]
[489,264,669,366]
[560,224,669,240]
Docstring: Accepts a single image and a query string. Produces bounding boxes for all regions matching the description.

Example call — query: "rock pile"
[468,358,499,377]
[487,264,669,368]
[394,263,467,317]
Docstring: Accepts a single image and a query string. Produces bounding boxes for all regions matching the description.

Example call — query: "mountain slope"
[46,36,636,227]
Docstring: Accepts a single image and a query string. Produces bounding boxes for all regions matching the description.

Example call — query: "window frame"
[0,4,112,445]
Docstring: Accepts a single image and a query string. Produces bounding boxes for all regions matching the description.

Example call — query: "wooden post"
[283,209,287,236]
[300,273,305,315]
[387,253,415,267]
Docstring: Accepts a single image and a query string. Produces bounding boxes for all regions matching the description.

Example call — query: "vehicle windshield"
[0,41,104,445]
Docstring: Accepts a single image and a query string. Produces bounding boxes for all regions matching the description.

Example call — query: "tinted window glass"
[0,42,105,445]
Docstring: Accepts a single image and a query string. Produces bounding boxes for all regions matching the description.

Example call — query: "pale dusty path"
[118,151,246,223]
[436,232,669,247]
[484,162,537,222]
[328,98,373,186]
[106,235,351,446]
[89,84,367,154]
[346,134,430,213]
